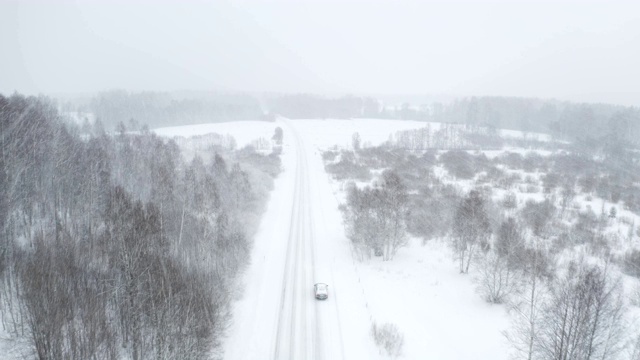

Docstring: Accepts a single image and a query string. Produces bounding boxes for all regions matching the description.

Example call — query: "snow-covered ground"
[153,120,277,148]
[499,128,552,142]
[157,118,512,359]
[154,118,428,150]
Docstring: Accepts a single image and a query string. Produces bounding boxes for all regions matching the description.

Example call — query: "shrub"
[322,150,338,162]
[543,172,561,193]
[324,152,371,181]
[497,173,521,190]
[486,166,506,183]
[622,249,640,278]
[503,152,524,169]
[371,322,404,358]
[420,151,437,166]
[526,184,540,193]
[523,152,545,172]
[521,199,555,237]
[407,184,460,242]
[578,173,598,193]
[623,189,640,212]
[502,192,518,209]
[476,251,521,304]
[440,150,475,179]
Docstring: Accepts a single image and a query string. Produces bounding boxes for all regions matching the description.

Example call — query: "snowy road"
[164,118,512,360]
[223,119,371,360]
[273,120,323,359]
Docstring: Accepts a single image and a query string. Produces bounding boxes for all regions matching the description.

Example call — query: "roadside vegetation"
[324,108,640,359]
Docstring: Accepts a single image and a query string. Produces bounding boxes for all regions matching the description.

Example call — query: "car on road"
[314,283,329,300]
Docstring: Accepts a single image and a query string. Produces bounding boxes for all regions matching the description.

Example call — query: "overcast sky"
[1,0,639,106]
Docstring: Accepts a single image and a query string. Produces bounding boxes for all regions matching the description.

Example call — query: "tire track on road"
[274,119,349,360]
[273,140,302,359]
[274,120,317,359]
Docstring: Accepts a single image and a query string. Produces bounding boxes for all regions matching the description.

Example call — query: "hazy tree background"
[64,91,640,162]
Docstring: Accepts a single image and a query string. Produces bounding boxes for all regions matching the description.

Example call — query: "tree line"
[381,96,640,156]
[69,91,640,159]
[0,93,281,359]
[75,90,264,131]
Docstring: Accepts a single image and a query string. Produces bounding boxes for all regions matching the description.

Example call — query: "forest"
[69,90,265,131]
[0,93,281,359]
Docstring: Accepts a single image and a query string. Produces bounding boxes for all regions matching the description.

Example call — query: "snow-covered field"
[499,128,552,142]
[157,118,514,359]
[153,118,429,150]
[153,120,278,148]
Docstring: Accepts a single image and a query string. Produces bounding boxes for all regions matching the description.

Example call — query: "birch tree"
[452,190,491,273]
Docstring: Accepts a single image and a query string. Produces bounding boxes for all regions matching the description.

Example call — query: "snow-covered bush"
[341,171,409,261]
[477,218,525,303]
[322,149,339,162]
[520,199,556,237]
[499,152,524,169]
[324,151,371,181]
[477,251,522,304]
[407,183,460,242]
[371,322,404,358]
[451,190,492,273]
[502,192,518,209]
[622,249,640,278]
[440,150,476,179]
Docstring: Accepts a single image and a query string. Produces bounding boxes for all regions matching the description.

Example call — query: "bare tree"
[526,260,627,360]
[352,132,361,151]
[521,199,556,238]
[505,246,553,360]
[496,217,525,266]
[379,170,409,261]
[17,235,118,360]
[628,334,640,360]
[560,181,577,218]
[342,171,409,261]
[452,190,491,273]
[272,126,283,145]
[342,183,380,260]
[476,251,521,304]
